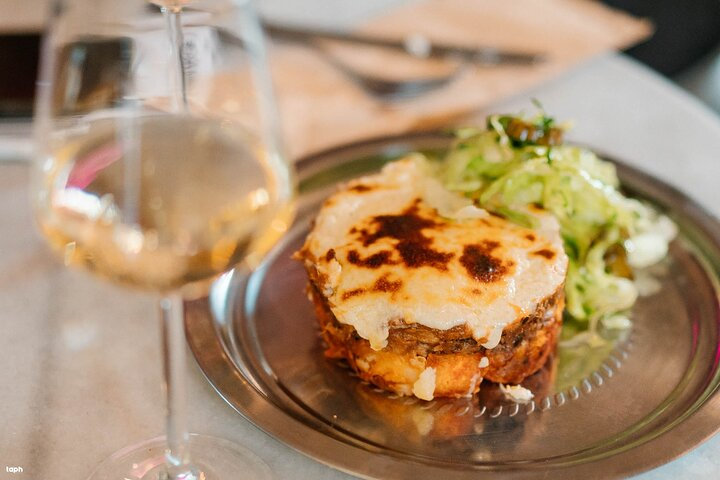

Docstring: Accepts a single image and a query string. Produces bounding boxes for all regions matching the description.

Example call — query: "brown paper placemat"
[271,0,651,160]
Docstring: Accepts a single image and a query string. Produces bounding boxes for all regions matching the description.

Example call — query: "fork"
[221,23,464,100]
[311,46,464,101]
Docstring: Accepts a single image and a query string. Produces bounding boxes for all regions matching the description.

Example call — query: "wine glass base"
[87,434,272,480]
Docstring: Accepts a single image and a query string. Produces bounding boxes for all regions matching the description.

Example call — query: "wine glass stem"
[160,292,196,479]
[163,7,189,112]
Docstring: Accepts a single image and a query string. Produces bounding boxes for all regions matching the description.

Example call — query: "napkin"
[270,0,652,160]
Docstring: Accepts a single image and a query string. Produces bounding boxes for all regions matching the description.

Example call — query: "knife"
[262,21,545,66]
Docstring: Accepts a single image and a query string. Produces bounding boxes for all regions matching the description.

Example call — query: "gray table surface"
[3,4,720,478]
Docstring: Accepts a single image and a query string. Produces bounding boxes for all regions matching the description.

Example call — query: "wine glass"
[32,0,294,478]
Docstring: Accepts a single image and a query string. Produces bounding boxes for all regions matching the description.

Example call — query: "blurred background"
[2,0,720,118]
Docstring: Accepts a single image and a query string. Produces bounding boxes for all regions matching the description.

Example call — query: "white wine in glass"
[33,0,294,478]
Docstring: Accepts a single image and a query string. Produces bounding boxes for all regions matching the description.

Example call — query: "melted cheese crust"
[300,159,568,350]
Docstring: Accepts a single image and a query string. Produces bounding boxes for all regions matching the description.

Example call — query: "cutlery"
[220,25,463,100]
[262,21,545,66]
[312,47,465,101]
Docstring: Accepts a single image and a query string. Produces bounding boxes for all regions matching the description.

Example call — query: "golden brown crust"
[352,356,558,441]
[308,281,564,398]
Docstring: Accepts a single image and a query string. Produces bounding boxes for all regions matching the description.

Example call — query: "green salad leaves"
[438,112,675,341]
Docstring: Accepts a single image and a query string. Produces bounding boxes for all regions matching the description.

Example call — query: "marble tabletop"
[3,9,720,479]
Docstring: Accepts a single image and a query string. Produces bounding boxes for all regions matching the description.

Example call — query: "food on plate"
[296,158,567,399]
[352,353,557,441]
[442,112,676,344]
[295,111,675,401]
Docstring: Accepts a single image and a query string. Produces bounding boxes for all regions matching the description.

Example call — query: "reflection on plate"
[185,132,720,479]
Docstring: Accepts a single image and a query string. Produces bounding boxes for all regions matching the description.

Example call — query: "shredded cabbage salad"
[436,111,676,342]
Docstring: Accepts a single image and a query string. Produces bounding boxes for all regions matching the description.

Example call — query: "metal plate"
[185,132,720,479]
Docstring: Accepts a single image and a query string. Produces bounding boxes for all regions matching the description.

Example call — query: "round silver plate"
[185,132,720,479]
